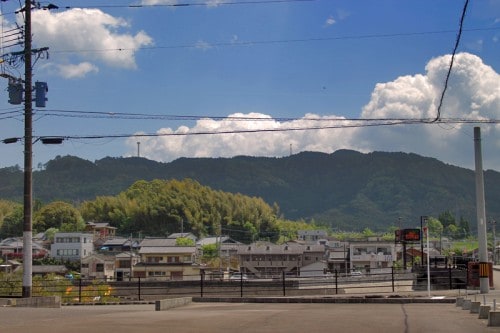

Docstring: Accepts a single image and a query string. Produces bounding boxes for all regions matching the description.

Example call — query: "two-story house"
[50,232,94,262]
[349,241,396,274]
[237,242,305,278]
[133,237,199,280]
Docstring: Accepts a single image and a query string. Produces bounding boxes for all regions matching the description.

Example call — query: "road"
[1,268,500,333]
[0,301,498,333]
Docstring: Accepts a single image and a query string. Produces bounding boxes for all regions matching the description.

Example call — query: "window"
[96,263,104,272]
[147,256,162,263]
[118,260,129,268]
[56,249,79,256]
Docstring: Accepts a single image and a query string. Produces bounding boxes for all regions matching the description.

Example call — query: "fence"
[0,266,468,302]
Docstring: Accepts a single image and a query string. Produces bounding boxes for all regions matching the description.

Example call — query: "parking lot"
[1,300,499,333]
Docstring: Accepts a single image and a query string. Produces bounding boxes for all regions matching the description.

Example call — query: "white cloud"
[127,53,500,170]
[359,52,500,168]
[325,16,336,27]
[195,40,212,50]
[127,113,361,161]
[28,9,153,74]
[49,62,99,79]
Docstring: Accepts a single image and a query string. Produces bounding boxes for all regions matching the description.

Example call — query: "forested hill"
[1,150,499,231]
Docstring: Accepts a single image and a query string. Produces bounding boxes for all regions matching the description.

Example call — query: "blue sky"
[0,0,499,170]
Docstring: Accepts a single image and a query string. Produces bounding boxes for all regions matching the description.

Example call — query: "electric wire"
[432,0,469,122]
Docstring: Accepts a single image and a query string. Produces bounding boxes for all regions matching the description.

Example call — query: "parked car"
[229,273,249,280]
[350,271,363,277]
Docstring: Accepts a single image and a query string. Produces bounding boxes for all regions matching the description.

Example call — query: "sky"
[0,0,499,171]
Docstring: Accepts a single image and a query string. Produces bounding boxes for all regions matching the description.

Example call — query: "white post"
[426,225,431,297]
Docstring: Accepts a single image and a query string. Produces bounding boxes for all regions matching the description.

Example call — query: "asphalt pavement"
[1,300,500,333]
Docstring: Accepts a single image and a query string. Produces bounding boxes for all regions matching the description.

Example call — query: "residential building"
[297,230,328,243]
[237,242,304,278]
[99,237,137,253]
[349,241,396,274]
[326,241,350,275]
[115,252,140,281]
[50,232,94,262]
[0,237,48,260]
[134,237,199,280]
[81,253,116,280]
[85,222,117,241]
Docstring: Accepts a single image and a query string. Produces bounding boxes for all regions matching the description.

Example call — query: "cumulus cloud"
[28,9,153,75]
[127,113,361,161]
[359,52,500,168]
[127,53,500,169]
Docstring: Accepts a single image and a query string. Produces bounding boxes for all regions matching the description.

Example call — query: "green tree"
[175,237,195,246]
[438,211,456,229]
[34,201,84,232]
[0,205,23,238]
[427,217,444,237]
[458,216,471,239]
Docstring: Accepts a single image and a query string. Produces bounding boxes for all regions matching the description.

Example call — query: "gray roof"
[139,237,177,247]
[102,237,131,246]
[167,233,196,240]
[196,236,240,246]
[32,265,68,274]
[237,243,303,255]
[139,246,197,255]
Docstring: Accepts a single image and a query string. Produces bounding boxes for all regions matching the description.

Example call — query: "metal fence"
[0,266,468,302]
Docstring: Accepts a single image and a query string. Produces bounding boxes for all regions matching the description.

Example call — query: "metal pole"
[474,127,489,293]
[426,225,431,297]
[22,0,33,298]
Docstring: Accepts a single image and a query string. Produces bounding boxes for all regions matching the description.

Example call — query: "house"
[197,236,241,258]
[167,233,197,242]
[349,241,396,274]
[297,230,328,243]
[85,222,117,241]
[81,253,116,280]
[50,232,94,262]
[134,246,199,280]
[0,237,48,260]
[114,252,140,281]
[326,241,350,274]
[237,242,304,278]
[134,237,199,280]
[98,237,137,253]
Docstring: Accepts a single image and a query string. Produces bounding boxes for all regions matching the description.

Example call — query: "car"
[350,271,363,277]
[229,273,249,280]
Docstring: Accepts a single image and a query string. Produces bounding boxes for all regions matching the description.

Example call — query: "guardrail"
[0,266,468,302]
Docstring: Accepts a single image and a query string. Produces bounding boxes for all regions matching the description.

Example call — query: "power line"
[433,0,469,122]
[48,26,500,55]
[3,117,495,143]
[0,0,319,15]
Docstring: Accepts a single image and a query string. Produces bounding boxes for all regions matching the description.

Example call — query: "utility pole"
[474,127,489,294]
[22,0,33,298]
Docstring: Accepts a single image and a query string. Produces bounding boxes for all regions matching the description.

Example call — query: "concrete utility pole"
[22,0,33,298]
[474,127,489,294]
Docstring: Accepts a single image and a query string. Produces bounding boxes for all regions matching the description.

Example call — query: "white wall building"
[50,232,94,262]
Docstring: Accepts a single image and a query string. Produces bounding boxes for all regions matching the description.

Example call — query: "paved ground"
[1,268,499,332]
[1,301,499,333]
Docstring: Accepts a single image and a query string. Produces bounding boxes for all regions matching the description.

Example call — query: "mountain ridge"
[0,149,498,231]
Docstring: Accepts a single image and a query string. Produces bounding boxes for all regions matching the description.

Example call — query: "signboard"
[395,228,421,242]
